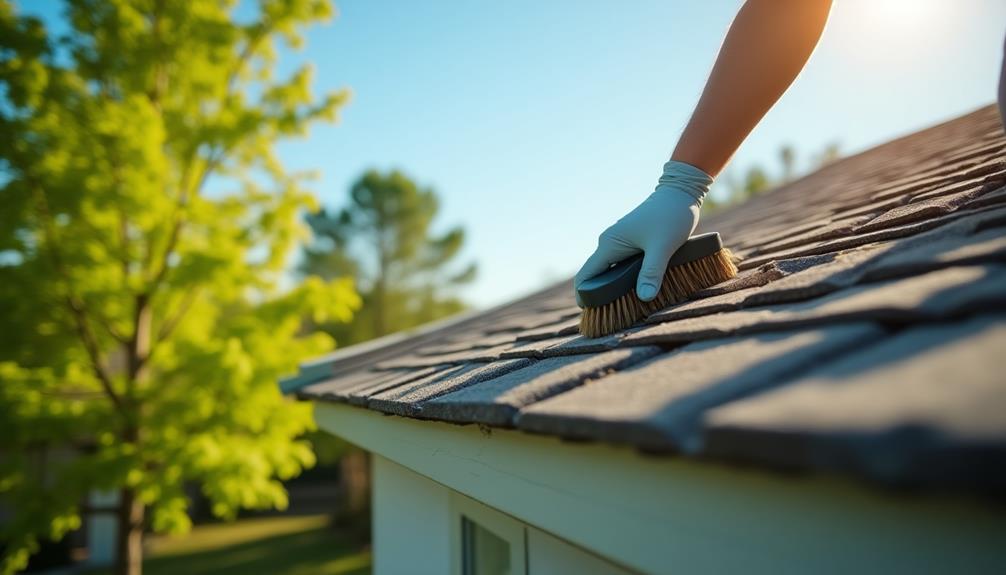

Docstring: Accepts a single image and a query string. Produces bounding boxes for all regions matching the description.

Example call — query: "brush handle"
[576,232,723,308]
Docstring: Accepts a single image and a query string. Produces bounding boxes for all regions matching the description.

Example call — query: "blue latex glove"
[574,160,713,307]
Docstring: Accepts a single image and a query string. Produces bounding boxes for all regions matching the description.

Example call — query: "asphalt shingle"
[414,331,517,356]
[512,316,582,341]
[422,347,663,426]
[342,367,448,406]
[737,208,988,271]
[367,358,533,417]
[623,265,1006,345]
[703,315,1006,490]
[297,368,400,402]
[516,325,884,452]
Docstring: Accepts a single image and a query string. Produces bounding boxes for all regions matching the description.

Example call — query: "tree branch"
[226,19,273,93]
[155,285,200,344]
[30,184,125,414]
[93,312,130,344]
[146,148,224,292]
[139,13,277,367]
[39,388,108,400]
[146,13,276,293]
[81,78,134,347]
[147,0,168,110]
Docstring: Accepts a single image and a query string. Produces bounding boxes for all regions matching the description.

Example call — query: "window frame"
[449,490,527,575]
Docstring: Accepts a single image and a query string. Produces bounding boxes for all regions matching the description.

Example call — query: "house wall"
[526,526,633,575]
[321,403,1006,575]
[372,455,632,575]
[372,455,452,575]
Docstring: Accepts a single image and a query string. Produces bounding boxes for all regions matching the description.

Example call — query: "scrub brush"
[577,232,737,338]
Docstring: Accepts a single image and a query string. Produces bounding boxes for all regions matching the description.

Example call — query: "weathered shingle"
[422,346,663,426]
[734,245,890,306]
[516,325,883,452]
[367,358,533,417]
[703,315,1006,490]
[342,367,448,406]
[737,207,994,271]
[414,331,517,356]
[512,316,581,342]
[297,368,400,401]
[623,265,1006,345]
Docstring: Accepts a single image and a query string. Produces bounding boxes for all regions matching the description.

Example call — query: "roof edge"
[280,279,571,394]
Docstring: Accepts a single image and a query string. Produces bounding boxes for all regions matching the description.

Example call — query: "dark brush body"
[577,233,738,338]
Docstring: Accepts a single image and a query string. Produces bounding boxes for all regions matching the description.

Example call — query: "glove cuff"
[657,160,714,206]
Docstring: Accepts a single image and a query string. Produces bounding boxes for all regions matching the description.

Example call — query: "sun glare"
[833,0,953,64]
[869,0,940,29]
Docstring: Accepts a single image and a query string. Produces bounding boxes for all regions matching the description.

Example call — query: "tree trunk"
[374,229,389,336]
[115,487,144,575]
[114,295,149,575]
[372,278,386,337]
[335,448,371,541]
[340,449,370,515]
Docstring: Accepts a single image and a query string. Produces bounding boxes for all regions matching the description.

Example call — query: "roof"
[286,105,1006,493]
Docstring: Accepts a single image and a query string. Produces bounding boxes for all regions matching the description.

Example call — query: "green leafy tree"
[0,1,358,574]
[303,169,477,344]
[738,165,772,200]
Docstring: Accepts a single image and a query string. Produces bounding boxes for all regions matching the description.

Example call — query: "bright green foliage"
[0,0,357,572]
[302,169,476,344]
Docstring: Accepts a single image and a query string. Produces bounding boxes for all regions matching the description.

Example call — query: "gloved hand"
[574,160,713,307]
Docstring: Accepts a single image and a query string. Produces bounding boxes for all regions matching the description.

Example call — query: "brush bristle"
[579,247,738,338]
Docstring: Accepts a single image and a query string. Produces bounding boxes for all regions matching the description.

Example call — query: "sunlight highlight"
[833,0,953,64]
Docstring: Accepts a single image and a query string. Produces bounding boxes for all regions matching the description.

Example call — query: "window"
[462,516,512,575]
[450,492,526,575]
[449,490,630,575]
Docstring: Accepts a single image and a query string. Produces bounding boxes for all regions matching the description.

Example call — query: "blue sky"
[22,0,1006,308]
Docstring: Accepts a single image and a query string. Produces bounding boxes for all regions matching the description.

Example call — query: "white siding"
[373,455,452,575]
[327,403,1006,575]
[374,455,634,575]
[527,526,632,575]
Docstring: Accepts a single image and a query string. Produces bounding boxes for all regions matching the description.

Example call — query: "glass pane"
[462,516,511,575]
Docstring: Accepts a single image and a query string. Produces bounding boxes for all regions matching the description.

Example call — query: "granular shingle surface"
[704,314,1006,490]
[286,105,1006,492]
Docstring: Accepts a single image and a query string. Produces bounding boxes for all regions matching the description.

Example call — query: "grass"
[86,515,371,575]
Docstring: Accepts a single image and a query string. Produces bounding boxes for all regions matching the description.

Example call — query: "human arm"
[575,0,832,304]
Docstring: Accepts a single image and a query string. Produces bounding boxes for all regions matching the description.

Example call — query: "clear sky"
[21,0,1006,308]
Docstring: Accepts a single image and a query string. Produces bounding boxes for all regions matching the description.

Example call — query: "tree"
[0,1,358,574]
[300,170,474,529]
[710,142,843,213]
[813,141,842,167]
[738,165,772,200]
[779,144,796,183]
[303,169,477,344]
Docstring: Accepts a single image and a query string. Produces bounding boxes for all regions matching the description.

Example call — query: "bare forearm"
[672,0,832,177]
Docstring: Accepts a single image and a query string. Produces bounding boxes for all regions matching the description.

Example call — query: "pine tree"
[303,169,476,344]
